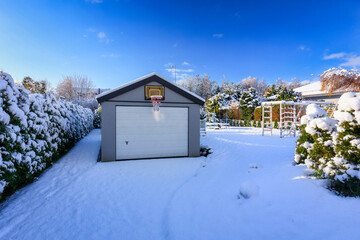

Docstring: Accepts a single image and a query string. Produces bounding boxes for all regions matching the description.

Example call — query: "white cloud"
[85,0,103,3]
[182,61,190,66]
[165,68,194,81]
[323,52,360,67]
[166,68,194,73]
[97,32,106,39]
[340,55,360,67]
[96,31,112,43]
[85,29,111,43]
[323,52,346,60]
[298,45,310,51]
[100,53,120,58]
[213,33,223,39]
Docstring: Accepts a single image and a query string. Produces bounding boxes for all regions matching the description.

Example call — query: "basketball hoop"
[151,95,163,111]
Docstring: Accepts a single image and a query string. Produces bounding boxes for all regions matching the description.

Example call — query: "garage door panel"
[116,106,188,160]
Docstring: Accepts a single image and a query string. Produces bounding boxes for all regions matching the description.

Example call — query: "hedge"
[0,72,94,200]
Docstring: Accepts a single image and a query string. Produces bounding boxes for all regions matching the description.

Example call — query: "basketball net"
[151,95,163,111]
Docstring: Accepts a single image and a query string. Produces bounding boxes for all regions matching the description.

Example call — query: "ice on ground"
[0,128,360,240]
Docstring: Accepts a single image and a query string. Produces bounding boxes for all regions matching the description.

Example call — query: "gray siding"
[100,83,201,162]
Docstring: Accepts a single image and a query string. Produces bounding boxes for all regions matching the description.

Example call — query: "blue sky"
[1,0,360,89]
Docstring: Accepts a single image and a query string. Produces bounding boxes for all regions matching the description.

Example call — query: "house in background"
[294,81,348,104]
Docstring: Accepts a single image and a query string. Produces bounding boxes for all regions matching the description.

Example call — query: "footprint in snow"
[237,182,259,202]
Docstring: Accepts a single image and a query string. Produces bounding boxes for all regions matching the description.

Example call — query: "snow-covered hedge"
[295,94,360,195]
[0,72,94,199]
[93,106,101,129]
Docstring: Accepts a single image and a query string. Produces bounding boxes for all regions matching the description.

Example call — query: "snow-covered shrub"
[239,87,261,120]
[326,92,360,196]
[0,72,94,200]
[295,95,360,196]
[294,104,338,178]
[294,104,328,164]
[93,106,101,129]
[333,93,360,164]
[72,99,99,111]
[264,84,302,102]
[332,93,360,178]
[205,95,221,114]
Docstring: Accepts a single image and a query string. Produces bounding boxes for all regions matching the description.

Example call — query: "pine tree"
[238,87,261,120]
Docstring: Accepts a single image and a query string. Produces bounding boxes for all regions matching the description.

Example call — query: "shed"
[96,73,205,161]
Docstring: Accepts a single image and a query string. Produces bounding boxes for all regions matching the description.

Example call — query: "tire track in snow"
[162,156,210,240]
[161,131,257,240]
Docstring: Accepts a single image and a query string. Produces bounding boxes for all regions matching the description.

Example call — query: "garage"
[96,73,205,161]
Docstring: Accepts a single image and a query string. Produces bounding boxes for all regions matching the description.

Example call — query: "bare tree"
[241,76,268,95]
[257,79,268,96]
[56,74,95,101]
[56,77,75,101]
[242,76,258,89]
[196,74,213,100]
[288,77,302,89]
[276,77,287,87]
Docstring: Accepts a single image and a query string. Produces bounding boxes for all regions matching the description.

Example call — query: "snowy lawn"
[0,128,359,240]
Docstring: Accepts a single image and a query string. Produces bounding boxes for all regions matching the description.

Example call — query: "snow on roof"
[294,81,345,96]
[96,72,205,103]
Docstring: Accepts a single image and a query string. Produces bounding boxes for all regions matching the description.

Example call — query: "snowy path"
[0,128,359,240]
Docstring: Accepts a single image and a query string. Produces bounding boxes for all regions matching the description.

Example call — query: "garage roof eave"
[96,72,205,105]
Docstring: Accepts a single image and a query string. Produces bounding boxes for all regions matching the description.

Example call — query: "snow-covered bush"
[264,84,302,102]
[72,99,99,111]
[0,72,94,200]
[333,93,360,165]
[295,95,360,196]
[239,87,261,120]
[295,104,328,164]
[93,106,101,129]
[294,104,338,177]
[332,93,360,179]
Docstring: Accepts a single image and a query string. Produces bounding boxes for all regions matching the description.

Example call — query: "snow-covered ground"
[0,128,359,240]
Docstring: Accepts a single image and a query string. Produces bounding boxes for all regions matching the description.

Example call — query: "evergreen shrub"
[0,72,94,200]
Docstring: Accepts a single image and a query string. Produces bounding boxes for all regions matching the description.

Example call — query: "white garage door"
[116,106,188,160]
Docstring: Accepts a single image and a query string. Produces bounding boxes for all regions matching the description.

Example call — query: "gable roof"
[96,72,205,105]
